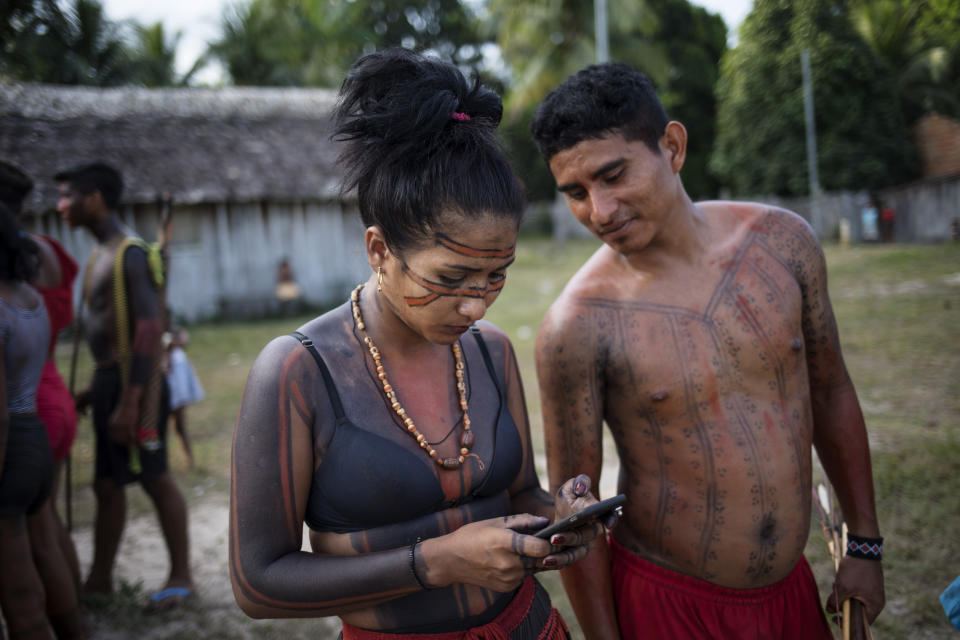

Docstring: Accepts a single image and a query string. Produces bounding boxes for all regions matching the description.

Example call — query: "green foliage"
[0,0,205,87]
[0,0,132,85]
[210,0,487,87]
[711,0,918,197]
[651,0,727,199]
[126,22,206,87]
[852,0,960,121]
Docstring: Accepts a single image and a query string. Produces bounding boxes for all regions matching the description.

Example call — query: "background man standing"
[56,162,193,612]
[530,63,884,639]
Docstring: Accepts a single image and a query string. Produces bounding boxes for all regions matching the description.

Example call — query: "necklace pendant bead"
[460,431,474,448]
[441,458,461,470]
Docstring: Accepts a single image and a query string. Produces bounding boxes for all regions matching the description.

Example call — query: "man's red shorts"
[610,538,834,639]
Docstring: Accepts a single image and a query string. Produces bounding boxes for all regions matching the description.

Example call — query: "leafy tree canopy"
[1,0,131,85]
[210,0,487,87]
[711,0,917,198]
[0,0,204,86]
[851,0,960,121]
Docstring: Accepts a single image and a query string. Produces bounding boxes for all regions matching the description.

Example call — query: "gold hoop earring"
[377,266,383,292]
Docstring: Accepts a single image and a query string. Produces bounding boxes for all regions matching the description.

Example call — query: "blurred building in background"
[0,83,367,322]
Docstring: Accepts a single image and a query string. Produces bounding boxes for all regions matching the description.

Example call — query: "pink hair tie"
[451,111,471,121]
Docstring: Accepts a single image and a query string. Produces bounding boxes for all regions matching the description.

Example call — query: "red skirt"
[36,359,78,462]
[610,538,834,639]
[341,577,569,640]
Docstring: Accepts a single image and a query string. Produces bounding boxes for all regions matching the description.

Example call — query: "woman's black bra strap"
[290,331,346,420]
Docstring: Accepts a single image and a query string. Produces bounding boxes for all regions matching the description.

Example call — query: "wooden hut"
[0,83,369,321]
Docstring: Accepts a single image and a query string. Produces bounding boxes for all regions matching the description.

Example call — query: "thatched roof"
[0,83,344,211]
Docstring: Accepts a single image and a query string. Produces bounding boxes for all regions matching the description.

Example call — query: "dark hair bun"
[332,48,523,253]
[334,48,501,169]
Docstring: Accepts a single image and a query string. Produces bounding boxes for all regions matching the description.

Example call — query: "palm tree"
[0,0,133,85]
[851,0,960,121]
[486,0,665,119]
[128,22,207,87]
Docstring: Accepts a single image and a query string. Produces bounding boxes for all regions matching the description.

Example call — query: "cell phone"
[534,494,626,539]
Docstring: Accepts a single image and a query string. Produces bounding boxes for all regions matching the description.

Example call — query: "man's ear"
[364,225,389,271]
[661,121,687,174]
[86,189,107,212]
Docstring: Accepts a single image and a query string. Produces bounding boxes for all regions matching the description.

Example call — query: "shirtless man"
[55,162,193,611]
[530,63,884,638]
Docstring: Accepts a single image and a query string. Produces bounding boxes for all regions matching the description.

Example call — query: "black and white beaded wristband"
[846,534,883,561]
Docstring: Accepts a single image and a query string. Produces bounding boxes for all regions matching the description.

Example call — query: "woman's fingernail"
[551,534,565,545]
[574,482,586,495]
[543,557,558,568]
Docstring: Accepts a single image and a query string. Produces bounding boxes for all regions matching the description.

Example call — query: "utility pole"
[595,0,609,62]
[801,48,822,236]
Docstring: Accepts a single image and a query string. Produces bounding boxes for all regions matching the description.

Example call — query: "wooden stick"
[843,599,851,640]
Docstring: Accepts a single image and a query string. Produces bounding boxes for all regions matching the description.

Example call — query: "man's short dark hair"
[54,162,124,210]
[530,62,669,163]
[0,161,34,213]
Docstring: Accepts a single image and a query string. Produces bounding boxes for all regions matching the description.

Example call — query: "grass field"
[57,237,960,639]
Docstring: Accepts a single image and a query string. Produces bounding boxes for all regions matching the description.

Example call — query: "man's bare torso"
[83,234,126,366]
[559,203,817,589]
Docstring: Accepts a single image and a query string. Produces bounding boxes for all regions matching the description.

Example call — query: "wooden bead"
[441,458,461,470]
[460,431,474,448]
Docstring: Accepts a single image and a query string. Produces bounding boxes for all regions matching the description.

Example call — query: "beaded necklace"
[350,283,475,470]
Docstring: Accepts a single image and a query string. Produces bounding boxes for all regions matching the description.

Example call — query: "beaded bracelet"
[409,541,431,590]
[846,534,883,561]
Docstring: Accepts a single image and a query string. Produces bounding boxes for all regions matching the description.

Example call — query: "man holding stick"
[56,162,193,611]
[530,63,884,638]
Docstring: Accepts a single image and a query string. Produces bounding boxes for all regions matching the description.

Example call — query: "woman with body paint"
[229,48,605,638]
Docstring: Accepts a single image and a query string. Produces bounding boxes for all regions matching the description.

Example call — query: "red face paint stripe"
[405,292,441,307]
[436,234,515,259]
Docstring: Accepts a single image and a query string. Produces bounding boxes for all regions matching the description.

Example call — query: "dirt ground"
[73,487,341,639]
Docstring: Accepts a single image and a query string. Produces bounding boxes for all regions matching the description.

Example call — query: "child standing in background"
[164,327,203,469]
